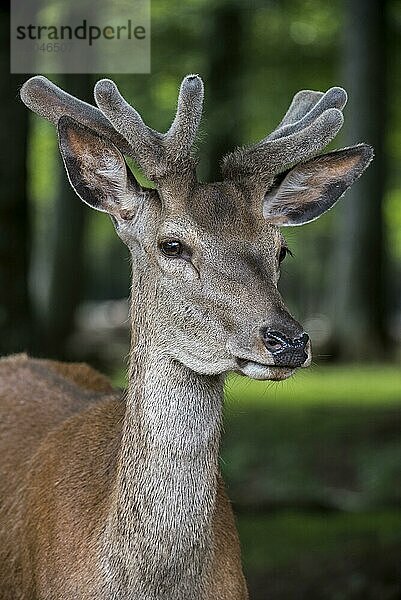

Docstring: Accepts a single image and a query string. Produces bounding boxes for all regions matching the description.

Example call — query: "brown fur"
[0,354,246,599]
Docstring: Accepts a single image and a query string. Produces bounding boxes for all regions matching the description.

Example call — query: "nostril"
[262,330,287,354]
[296,333,310,350]
[266,339,281,351]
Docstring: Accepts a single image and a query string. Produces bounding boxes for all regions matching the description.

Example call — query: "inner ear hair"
[263,144,374,226]
[57,116,142,217]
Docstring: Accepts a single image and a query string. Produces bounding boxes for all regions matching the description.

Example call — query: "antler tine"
[94,78,159,157]
[276,89,324,128]
[20,76,133,157]
[222,86,347,182]
[266,87,347,141]
[165,75,204,157]
[94,75,204,180]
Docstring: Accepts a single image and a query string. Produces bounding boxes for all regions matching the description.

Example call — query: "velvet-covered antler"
[20,74,204,181]
[222,87,348,183]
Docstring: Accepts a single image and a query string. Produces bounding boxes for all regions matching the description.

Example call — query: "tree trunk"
[331,0,388,360]
[204,2,244,181]
[0,4,32,356]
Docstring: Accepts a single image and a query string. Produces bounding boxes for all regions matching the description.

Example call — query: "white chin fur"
[236,361,296,381]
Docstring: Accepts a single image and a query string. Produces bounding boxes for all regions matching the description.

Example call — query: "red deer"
[0,75,372,599]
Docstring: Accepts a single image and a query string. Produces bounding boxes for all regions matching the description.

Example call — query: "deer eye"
[278,246,292,264]
[159,240,183,258]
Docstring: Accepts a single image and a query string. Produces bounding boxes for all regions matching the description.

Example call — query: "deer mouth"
[235,358,296,381]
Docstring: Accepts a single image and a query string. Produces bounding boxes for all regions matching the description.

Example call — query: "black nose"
[262,330,309,367]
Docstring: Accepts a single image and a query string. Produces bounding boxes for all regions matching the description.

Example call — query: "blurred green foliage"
[225,365,401,597]
[238,511,401,598]
[222,366,401,511]
[239,510,401,571]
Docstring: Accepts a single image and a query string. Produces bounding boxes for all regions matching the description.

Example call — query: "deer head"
[21,75,372,381]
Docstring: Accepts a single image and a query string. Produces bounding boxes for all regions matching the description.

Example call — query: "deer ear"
[263,144,373,226]
[57,115,142,220]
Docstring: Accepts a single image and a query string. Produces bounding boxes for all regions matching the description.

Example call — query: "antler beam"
[20,76,133,156]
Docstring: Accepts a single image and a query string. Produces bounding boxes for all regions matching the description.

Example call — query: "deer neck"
[105,266,224,599]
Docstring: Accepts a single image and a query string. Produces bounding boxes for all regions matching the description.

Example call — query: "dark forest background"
[2,0,401,598]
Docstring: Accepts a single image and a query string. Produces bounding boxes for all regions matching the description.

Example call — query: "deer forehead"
[155,182,282,252]
[157,181,274,238]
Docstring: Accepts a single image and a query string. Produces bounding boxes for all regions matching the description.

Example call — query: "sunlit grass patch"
[224,365,401,407]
